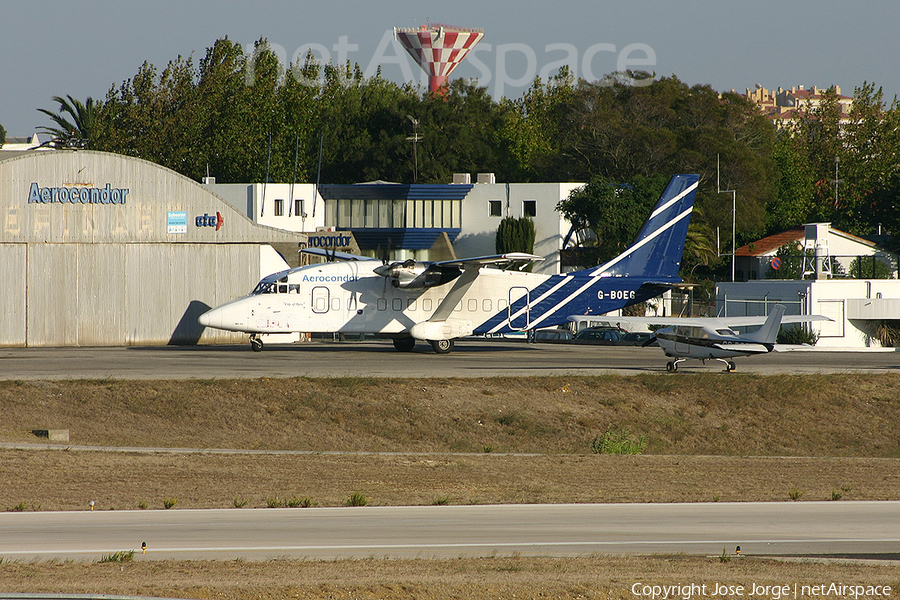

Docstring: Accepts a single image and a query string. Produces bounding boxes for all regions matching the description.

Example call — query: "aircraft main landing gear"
[250,335,263,352]
[429,339,454,354]
[666,357,686,372]
[393,337,416,352]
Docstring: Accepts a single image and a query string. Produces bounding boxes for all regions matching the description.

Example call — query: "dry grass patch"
[1,374,900,456]
[2,555,899,600]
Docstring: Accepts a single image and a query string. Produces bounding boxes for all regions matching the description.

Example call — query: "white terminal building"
[204,174,581,275]
[2,147,897,349]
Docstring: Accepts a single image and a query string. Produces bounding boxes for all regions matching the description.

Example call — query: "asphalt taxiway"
[2,502,898,562]
[0,339,897,380]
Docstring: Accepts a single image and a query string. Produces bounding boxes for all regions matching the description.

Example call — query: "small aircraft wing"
[301,248,378,262]
[600,314,832,329]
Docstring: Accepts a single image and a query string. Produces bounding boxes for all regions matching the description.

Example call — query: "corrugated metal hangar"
[0,150,305,347]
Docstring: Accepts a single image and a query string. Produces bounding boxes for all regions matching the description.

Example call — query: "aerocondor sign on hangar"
[0,149,305,347]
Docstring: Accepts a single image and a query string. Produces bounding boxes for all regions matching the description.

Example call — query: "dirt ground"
[2,374,899,599]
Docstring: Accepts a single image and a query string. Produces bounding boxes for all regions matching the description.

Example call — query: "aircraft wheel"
[250,338,264,352]
[429,339,454,354]
[666,361,677,372]
[727,361,736,372]
[393,337,416,352]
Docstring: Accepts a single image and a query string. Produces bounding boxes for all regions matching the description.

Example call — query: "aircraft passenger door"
[508,286,531,330]
[311,286,330,314]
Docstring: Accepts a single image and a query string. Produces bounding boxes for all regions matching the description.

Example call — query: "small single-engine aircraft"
[607,304,830,372]
[198,174,699,353]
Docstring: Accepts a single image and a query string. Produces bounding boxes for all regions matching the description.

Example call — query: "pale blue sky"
[2,0,897,135]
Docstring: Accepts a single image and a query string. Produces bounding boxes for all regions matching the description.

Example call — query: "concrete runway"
[0,339,898,380]
[1,502,898,562]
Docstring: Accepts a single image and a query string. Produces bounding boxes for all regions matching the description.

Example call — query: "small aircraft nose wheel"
[250,336,264,352]
[666,361,677,372]
[429,339,454,354]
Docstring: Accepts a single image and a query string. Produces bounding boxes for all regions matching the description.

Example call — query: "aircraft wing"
[418,254,543,324]
[433,252,544,270]
[301,248,378,262]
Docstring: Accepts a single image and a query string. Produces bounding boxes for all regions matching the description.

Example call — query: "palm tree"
[37,95,100,146]
[682,206,719,277]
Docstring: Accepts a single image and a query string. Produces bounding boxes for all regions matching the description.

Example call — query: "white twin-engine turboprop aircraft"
[198,174,699,353]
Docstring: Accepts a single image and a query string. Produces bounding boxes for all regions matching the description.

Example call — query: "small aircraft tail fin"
[745,304,786,344]
[586,174,699,278]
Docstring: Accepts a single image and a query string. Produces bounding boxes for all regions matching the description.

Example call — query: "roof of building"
[737,225,885,257]
[736,228,805,257]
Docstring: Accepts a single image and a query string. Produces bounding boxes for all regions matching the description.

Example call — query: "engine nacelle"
[374,260,461,289]
[409,320,473,341]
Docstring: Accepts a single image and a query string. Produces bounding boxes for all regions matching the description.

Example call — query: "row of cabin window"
[488,200,537,218]
[374,297,510,313]
[311,294,512,314]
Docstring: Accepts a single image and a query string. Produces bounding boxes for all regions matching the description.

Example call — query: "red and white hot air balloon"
[394,24,484,93]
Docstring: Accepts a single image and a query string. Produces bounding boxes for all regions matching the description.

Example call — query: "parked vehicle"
[619,331,656,346]
[572,327,622,345]
[533,328,574,343]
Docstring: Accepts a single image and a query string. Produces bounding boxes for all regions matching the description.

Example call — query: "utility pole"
[717,155,737,282]
[405,115,422,183]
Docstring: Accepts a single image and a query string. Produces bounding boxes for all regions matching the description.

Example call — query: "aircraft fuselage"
[199,259,665,340]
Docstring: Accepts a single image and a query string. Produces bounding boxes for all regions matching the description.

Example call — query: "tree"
[37,95,101,145]
[767,131,816,232]
[499,68,574,181]
[0,122,5,148]
[681,205,720,279]
[556,174,667,267]
[534,76,774,242]
[848,255,894,279]
[495,216,536,254]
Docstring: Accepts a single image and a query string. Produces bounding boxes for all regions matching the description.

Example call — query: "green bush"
[345,491,369,507]
[590,425,646,455]
[99,550,134,563]
[777,324,819,345]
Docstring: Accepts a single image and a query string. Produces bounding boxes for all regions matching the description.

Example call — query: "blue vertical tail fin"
[585,174,699,278]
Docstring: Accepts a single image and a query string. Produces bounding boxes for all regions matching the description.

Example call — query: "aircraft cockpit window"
[252,281,276,295]
[716,328,737,336]
[278,284,289,294]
